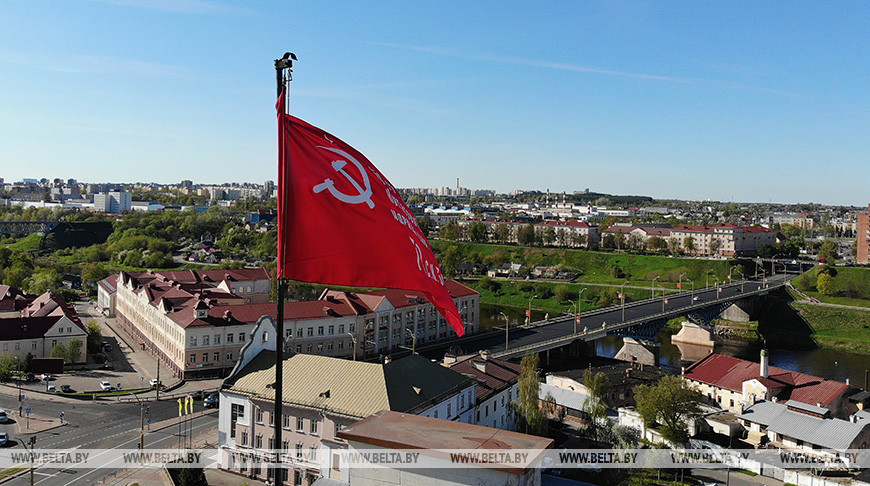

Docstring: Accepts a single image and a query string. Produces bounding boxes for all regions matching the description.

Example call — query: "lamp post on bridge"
[620,281,629,322]
[499,312,509,352]
[657,284,667,313]
[687,279,695,302]
[527,295,538,327]
[576,288,587,334]
[651,275,660,298]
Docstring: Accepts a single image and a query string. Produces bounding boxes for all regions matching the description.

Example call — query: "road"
[0,394,217,486]
[420,274,791,360]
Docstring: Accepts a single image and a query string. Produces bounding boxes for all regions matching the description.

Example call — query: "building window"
[328,325,334,335]
[310,447,317,461]
[32,342,37,349]
[214,334,220,345]
[14,344,19,351]
[203,335,209,346]
[256,409,263,423]
[310,419,319,435]
[307,327,313,337]
[296,344,301,353]
[227,333,233,344]
[255,435,262,448]
[318,326,324,336]
[282,440,289,452]
[213,352,219,362]
[189,354,196,364]
[239,332,245,342]
[447,403,452,417]
[296,444,303,459]
[338,324,344,333]
[226,352,233,361]
[306,344,312,353]
[262,331,268,343]
[297,328,303,337]
[268,438,274,450]
[349,323,355,333]
[283,414,291,429]
[297,417,304,431]
[230,404,244,439]
[241,431,248,445]
[190,336,197,346]
[202,353,208,363]
[335,422,342,437]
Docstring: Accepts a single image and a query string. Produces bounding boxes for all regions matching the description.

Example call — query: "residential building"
[683,351,858,418]
[218,317,477,485]
[546,362,665,409]
[858,204,870,264]
[738,400,870,457]
[337,410,553,486]
[0,291,87,362]
[109,268,479,379]
[443,350,521,431]
[670,224,781,257]
[93,191,132,213]
[0,285,34,317]
[96,274,118,317]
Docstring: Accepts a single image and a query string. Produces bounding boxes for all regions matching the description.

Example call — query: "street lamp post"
[499,312,509,351]
[706,270,714,289]
[620,281,629,322]
[527,295,538,327]
[657,284,667,312]
[576,288,587,334]
[651,276,660,298]
[678,273,686,294]
[687,279,694,302]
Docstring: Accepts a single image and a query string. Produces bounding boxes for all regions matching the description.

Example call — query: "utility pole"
[140,401,146,451]
[156,360,160,400]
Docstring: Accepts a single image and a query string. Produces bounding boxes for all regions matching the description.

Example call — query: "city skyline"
[1,2,868,205]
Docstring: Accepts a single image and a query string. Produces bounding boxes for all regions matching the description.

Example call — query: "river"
[481,304,870,387]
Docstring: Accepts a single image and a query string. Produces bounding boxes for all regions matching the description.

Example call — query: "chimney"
[442,353,456,365]
[383,356,391,364]
[480,350,490,361]
[846,378,851,386]
[760,349,769,379]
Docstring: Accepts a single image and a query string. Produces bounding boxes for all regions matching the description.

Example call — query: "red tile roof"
[446,354,521,403]
[684,353,850,407]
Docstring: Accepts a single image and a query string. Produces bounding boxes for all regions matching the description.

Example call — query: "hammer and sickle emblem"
[312,146,375,209]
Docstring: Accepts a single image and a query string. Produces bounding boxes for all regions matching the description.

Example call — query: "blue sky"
[1,1,867,205]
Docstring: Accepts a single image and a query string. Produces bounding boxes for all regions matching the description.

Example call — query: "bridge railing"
[492,280,784,359]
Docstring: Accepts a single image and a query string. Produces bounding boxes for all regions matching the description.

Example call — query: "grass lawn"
[792,266,870,306]
[792,303,870,354]
[2,233,42,251]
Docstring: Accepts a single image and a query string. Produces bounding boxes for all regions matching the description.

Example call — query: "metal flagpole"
[274,51,296,486]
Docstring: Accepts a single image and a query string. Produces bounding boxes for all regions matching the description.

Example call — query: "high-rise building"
[93,191,132,213]
[857,204,870,264]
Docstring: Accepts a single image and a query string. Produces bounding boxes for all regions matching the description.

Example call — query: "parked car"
[103,344,112,352]
[40,374,53,381]
[25,373,38,382]
[47,385,57,393]
[149,379,162,388]
[204,393,219,408]
[100,381,113,391]
[189,390,205,400]
[60,385,72,393]
[0,410,7,423]
[0,432,7,446]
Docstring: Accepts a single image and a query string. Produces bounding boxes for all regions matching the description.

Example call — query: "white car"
[0,432,7,446]
[149,379,161,388]
[47,385,57,393]
[100,381,113,391]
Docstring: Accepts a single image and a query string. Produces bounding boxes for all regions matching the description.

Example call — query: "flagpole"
[274,51,295,486]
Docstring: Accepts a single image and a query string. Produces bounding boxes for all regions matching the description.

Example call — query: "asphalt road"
[420,274,791,360]
[0,394,217,486]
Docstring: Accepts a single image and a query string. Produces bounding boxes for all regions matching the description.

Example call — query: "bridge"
[0,221,60,235]
[418,273,792,362]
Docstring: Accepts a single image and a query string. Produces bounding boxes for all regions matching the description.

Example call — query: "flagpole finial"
[275,52,298,98]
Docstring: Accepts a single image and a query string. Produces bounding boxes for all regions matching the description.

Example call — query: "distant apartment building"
[106,269,479,379]
[460,219,599,248]
[770,212,814,229]
[93,191,132,213]
[605,223,781,257]
[218,317,477,485]
[858,204,870,264]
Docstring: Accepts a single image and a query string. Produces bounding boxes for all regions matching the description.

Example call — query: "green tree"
[647,236,667,252]
[816,272,836,296]
[818,239,838,262]
[517,224,536,246]
[176,467,208,486]
[543,227,556,246]
[66,340,82,363]
[515,353,545,434]
[26,268,62,295]
[554,285,570,303]
[634,375,703,445]
[683,236,695,253]
[50,343,67,361]
[582,370,612,441]
[468,222,488,243]
[0,354,17,381]
[87,320,103,355]
[438,221,461,241]
[495,224,510,244]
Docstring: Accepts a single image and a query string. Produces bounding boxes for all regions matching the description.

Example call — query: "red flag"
[276,91,464,336]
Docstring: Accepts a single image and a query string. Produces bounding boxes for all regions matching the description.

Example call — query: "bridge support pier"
[720,296,760,322]
[614,338,659,367]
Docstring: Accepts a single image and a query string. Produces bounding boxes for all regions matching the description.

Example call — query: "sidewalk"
[14,413,65,435]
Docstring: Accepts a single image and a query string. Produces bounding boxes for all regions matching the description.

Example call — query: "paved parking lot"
[16,300,224,400]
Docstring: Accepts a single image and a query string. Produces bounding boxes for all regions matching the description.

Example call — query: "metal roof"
[738,401,869,451]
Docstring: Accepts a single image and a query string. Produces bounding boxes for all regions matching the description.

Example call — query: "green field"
[792,266,870,306]
[791,303,870,354]
[433,241,740,289]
